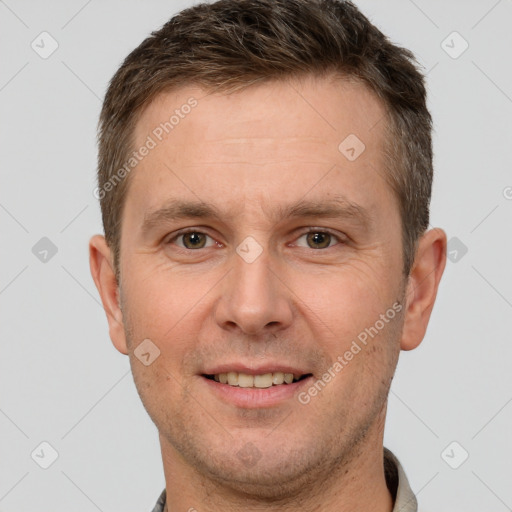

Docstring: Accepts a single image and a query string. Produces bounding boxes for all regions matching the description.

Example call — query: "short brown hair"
[97,0,432,279]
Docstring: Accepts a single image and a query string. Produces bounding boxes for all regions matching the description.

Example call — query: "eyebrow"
[141,195,372,234]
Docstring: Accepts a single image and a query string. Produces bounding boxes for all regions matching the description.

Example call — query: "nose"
[214,245,294,336]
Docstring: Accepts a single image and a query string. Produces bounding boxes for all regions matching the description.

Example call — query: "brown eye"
[294,229,344,250]
[167,229,219,251]
[180,232,208,249]
[306,232,332,249]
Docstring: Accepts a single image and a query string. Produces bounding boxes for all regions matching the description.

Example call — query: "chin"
[170,428,343,500]
[202,454,320,500]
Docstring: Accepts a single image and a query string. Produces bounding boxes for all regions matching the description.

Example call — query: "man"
[89,1,446,511]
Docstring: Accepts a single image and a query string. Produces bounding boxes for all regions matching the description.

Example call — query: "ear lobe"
[400,228,447,351]
[89,235,129,355]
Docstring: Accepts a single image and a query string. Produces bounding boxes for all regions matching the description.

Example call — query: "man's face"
[117,76,407,492]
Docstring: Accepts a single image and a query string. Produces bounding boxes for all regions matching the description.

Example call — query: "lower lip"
[201,375,313,408]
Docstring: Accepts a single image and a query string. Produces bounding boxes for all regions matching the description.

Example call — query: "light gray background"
[1,0,511,511]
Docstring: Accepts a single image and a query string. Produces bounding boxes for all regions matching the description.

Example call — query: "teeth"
[238,373,254,388]
[272,372,285,385]
[211,371,302,387]
[254,373,273,388]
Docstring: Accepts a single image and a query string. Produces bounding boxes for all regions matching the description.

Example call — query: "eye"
[295,229,344,250]
[169,230,217,250]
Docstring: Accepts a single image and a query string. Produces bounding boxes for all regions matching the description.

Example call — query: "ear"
[89,235,128,355]
[400,228,447,351]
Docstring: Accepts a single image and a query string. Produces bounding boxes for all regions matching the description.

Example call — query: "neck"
[159,411,394,512]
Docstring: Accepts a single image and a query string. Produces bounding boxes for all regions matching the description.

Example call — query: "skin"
[90,75,446,512]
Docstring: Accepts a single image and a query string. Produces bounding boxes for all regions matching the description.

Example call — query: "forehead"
[126,75,391,221]
[134,75,386,154]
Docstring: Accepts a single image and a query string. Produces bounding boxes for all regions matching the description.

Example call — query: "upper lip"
[202,363,310,376]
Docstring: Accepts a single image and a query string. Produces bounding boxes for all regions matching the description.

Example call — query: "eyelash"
[166,227,346,250]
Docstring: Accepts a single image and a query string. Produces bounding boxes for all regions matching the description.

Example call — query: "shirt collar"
[384,447,418,512]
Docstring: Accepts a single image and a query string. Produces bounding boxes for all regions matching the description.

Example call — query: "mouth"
[202,371,312,388]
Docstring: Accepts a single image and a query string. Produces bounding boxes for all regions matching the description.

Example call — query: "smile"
[203,372,311,388]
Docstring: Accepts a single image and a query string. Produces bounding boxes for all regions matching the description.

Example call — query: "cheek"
[121,260,214,343]
[293,263,399,350]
